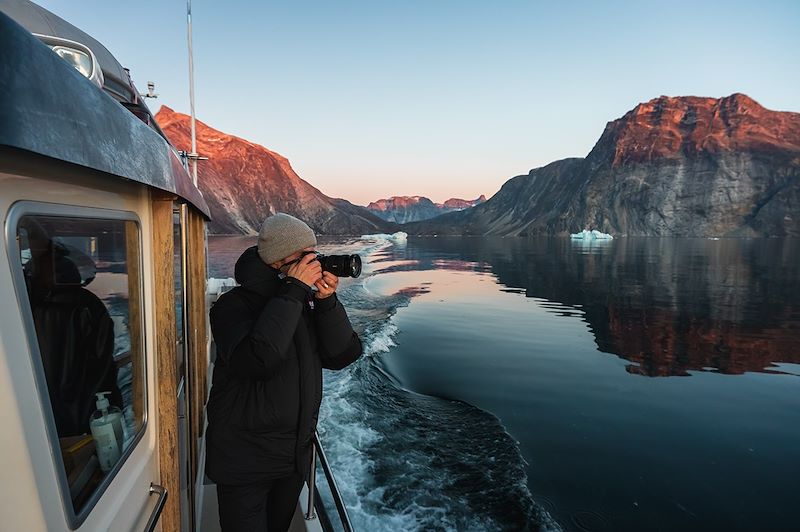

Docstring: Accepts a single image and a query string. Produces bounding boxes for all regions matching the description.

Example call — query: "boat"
[0,1,352,530]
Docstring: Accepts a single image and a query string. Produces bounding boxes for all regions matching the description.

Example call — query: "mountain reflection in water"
[391,237,800,377]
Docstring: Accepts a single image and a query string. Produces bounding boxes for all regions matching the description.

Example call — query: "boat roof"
[0,4,210,217]
[1,0,135,103]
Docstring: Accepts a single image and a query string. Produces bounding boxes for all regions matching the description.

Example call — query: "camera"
[302,251,362,278]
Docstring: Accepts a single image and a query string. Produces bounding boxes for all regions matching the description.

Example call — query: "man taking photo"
[206,212,363,531]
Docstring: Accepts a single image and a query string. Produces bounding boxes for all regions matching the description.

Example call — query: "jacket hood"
[234,246,279,294]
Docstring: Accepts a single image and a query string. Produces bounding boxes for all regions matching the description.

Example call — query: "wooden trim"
[186,207,208,485]
[151,193,181,531]
[124,221,144,433]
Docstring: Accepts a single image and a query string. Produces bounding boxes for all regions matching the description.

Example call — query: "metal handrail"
[305,444,317,520]
[305,431,355,532]
[144,483,167,532]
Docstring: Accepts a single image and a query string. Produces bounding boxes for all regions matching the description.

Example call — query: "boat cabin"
[0,2,211,529]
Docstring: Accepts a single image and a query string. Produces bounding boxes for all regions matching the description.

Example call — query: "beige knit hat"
[257,213,317,265]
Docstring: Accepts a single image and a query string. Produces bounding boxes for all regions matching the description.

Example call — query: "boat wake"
[317,234,560,531]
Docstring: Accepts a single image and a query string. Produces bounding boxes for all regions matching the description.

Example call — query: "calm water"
[208,235,800,532]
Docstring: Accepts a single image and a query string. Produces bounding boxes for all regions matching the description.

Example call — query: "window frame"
[5,200,149,529]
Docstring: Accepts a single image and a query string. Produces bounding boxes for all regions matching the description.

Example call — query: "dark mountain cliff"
[409,94,800,237]
[155,107,394,235]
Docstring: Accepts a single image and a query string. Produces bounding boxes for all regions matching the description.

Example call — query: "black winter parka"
[205,246,362,485]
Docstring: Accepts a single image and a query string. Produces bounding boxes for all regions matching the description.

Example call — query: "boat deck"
[198,481,322,532]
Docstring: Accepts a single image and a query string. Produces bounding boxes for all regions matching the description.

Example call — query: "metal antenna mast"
[187,0,198,186]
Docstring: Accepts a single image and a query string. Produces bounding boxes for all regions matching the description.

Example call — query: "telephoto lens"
[317,254,362,278]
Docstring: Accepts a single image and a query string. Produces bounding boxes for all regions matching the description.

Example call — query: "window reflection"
[17,215,145,512]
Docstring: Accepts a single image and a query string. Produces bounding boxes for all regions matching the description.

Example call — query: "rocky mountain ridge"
[367,195,486,223]
[155,107,394,235]
[408,93,800,237]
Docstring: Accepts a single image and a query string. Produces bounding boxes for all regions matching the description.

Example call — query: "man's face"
[273,246,316,272]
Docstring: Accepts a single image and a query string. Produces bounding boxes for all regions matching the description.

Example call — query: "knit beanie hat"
[257,213,317,265]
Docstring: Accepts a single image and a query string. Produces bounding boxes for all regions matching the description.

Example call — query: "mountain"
[442,195,487,210]
[408,94,800,237]
[367,195,486,224]
[154,107,395,235]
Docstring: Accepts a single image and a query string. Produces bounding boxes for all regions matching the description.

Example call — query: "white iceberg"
[570,229,614,240]
[360,231,408,244]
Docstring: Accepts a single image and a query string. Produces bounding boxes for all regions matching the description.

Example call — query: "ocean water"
[208,235,800,532]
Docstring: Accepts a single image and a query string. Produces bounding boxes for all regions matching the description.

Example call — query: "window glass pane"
[16,215,146,513]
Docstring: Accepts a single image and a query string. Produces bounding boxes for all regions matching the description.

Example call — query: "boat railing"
[305,431,354,532]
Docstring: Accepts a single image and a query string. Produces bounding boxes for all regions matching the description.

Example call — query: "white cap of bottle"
[95,391,112,413]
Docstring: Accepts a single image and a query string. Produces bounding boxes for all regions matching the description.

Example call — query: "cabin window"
[14,213,146,518]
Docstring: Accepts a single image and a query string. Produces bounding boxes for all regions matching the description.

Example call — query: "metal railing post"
[314,432,355,532]
[305,444,317,520]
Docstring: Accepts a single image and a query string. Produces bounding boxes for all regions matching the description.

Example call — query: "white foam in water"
[570,229,614,240]
[319,372,416,531]
[318,366,421,530]
[318,238,458,530]
[363,322,398,357]
[315,239,412,529]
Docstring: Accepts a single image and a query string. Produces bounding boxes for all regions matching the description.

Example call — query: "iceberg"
[570,229,614,240]
[360,231,408,244]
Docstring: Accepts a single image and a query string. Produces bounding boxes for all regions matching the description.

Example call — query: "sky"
[34,0,800,206]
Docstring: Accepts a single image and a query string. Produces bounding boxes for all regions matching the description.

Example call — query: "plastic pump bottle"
[89,391,124,473]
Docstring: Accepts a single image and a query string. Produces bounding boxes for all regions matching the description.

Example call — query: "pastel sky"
[36,0,800,206]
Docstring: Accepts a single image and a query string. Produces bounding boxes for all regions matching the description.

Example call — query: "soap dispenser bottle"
[89,391,124,473]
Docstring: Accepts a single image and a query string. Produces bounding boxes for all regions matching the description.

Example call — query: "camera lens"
[318,254,362,278]
[348,255,362,278]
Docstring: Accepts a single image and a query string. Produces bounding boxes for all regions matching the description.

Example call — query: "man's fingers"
[286,253,323,288]
[320,272,337,292]
[298,255,320,273]
[309,267,323,285]
[299,252,318,266]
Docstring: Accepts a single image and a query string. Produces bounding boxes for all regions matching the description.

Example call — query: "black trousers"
[216,473,304,532]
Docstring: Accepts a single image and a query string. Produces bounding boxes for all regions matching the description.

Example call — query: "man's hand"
[286,252,322,288]
[314,271,338,299]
